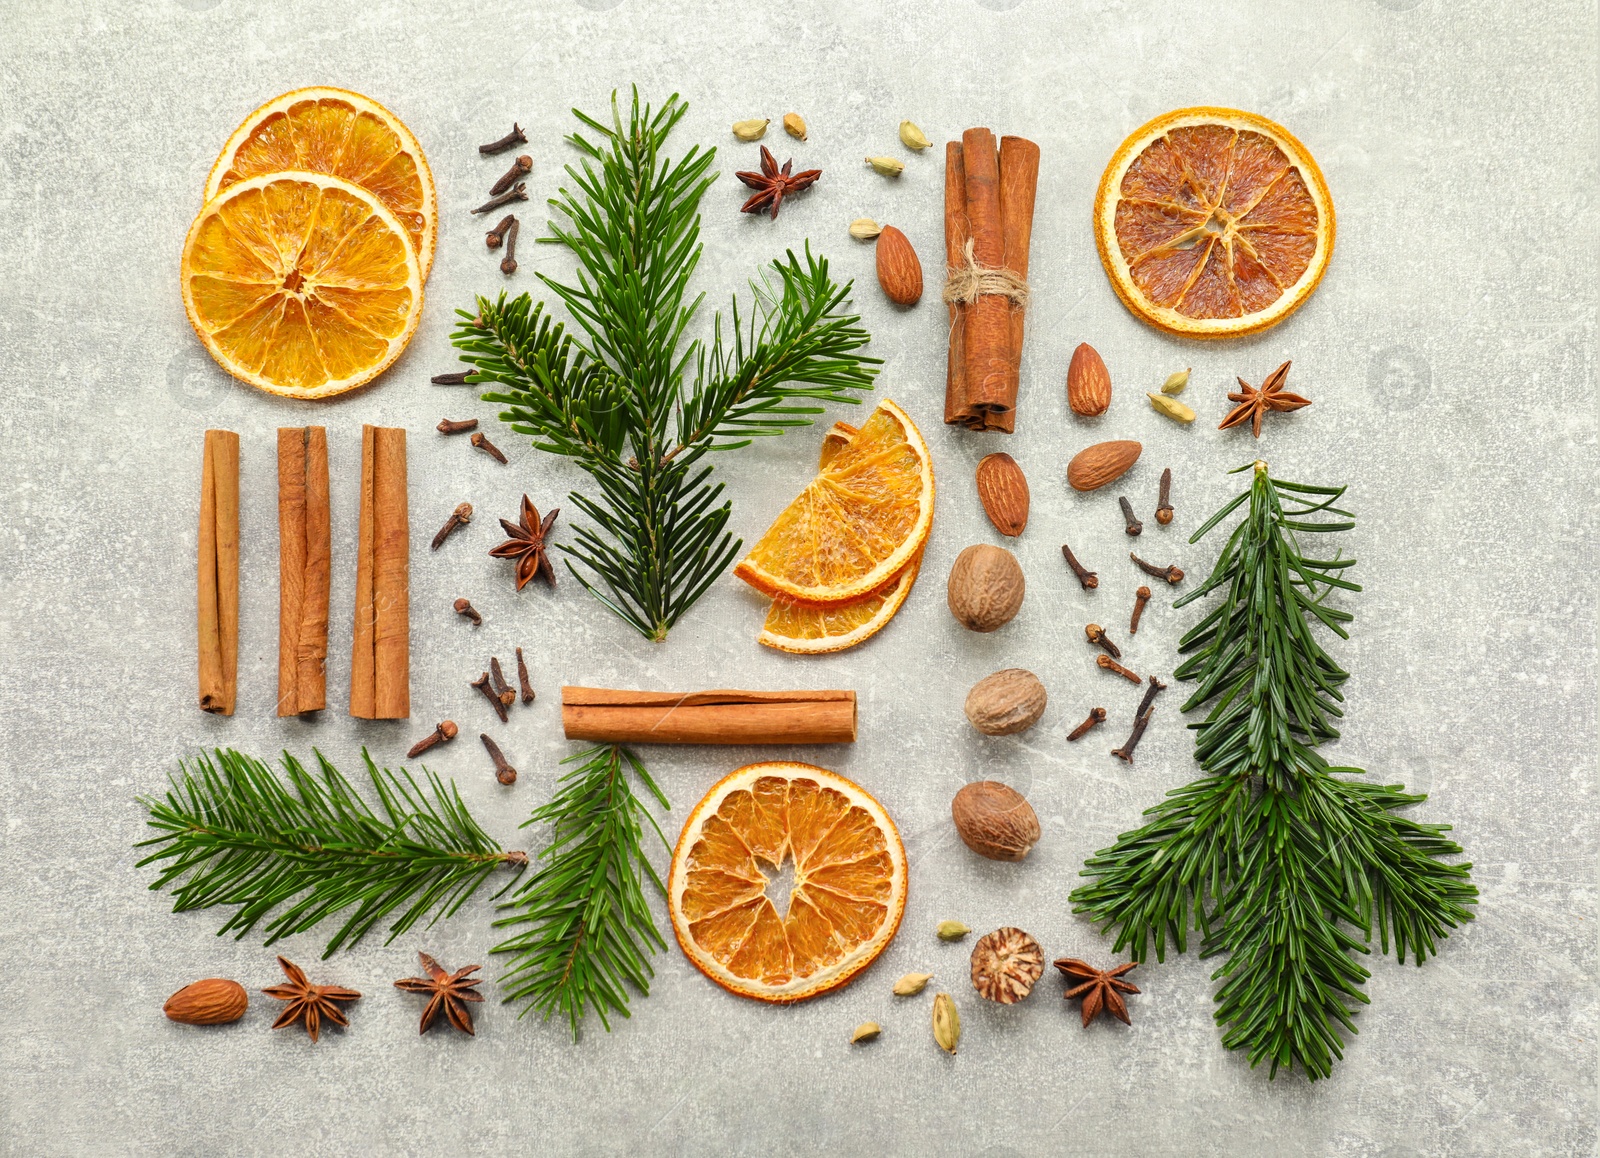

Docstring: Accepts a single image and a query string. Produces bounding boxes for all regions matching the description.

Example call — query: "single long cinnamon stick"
[198,430,239,715]
[561,688,857,745]
[943,139,971,426]
[960,128,1013,427]
[996,136,1041,436]
[277,427,329,716]
[351,425,409,719]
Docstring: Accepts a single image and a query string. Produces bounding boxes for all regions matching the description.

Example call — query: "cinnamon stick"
[561,688,857,745]
[960,128,1011,425]
[197,430,239,714]
[997,135,1041,435]
[277,427,329,716]
[943,139,970,426]
[350,425,410,719]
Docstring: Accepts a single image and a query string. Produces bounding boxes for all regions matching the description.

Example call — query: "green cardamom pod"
[1148,392,1196,424]
[936,920,970,941]
[851,1021,881,1044]
[732,118,769,142]
[932,993,960,1054]
[899,120,931,151]
[849,218,884,241]
[1161,368,1191,395]
[866,156,906,177]
[893,971,933,995]
[783,113,808,141]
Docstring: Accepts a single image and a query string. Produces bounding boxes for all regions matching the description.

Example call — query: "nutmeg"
[951,780,1040,861]
[964,668,1047,736]
[946,544,1024,632]
[163,978,248,1025]
[970,927,1045,1004]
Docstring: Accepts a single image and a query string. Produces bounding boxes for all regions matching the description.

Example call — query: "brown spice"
[499,217,520,275]
[1219,360,1310,438]
[1085,623,1121,659]
[453,598,482,626]
[1067,706,1107,741]
[481,733,517,784]
[471,183,528,215]
[516,647,535,703]
[471,672,509,723]
[561,687,857,745]
[490,154,532,197]
[1097,654,1141,684]
[1055,958,1138,1026]
[432,370,471,385]
[470,432,508,464]
[437,418,479,435]
[1156,467,1174,525]
[393,952,484,1035]
[1111,676,1168,763]
[1061,542,1098,590]
[735,146,821,218]
[970,927,1045,1004]
[197,430,240,714]
[1130,586,1152,634]
[485,214,515,249]
[261,957,360,1043]
[489,657,516,706]
[407,720,459,759]
[276,426,329,717]
[1119,496,1143,536]
[431,502,473,550]
[350,426,409,720]
[489,496,559,590]
[479,123,526,155]
[1130,553,1184,584]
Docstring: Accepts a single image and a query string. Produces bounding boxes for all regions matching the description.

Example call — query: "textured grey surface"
[1,0,1596,1154]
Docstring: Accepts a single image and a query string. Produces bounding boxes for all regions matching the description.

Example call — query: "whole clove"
[432,371,471,385]
[1130,553,1184,585]
[499,217,520,276]
[485,215,515,249]
[1085,623,1121,659]
[489,657,516,707]
[479,123,527,155]
[1096,654,1141,684]
[470,432,508,464]
[1061,543,1098,590]
[490,155,533,197]
[431,502,473,550]
[516,647,534,704]
[1130,674,1169,723]
[1156,468,1174,526]
[407,720,459,758]
[1130,586,1152,634]
[1112,676,1168,763]
[454,597,482,626]
[437,418,479,435]
[471,672,509,723]
[1067,706,1107,741]
[481,734,517,785]
[1119,496,1143,536]
[471,182,528,215]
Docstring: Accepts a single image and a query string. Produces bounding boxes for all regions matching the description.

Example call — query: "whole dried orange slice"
[181,171,423,399]
[668,762,907,1002]
[205,87,437,280]
[1094,108,1334,338]
[733,400,934,604]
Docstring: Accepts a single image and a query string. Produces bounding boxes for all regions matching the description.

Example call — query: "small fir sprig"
[137,748,525,957]
[450,88,879,641]
[492,744,670,1040]
[1070,462,1476,1080]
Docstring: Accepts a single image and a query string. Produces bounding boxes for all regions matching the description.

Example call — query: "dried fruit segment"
[1094,108,1334,338]
[668,762,907,1002]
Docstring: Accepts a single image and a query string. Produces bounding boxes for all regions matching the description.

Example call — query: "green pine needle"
[449,88,879,641]
[491,744,670,1040]
[1071,462,1477,1081]
[136,748,525,958]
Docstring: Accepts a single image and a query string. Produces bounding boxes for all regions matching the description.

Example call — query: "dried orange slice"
[181,171,423,399]
[1094,108,1334,338]
[733,400,934,604]
[759,552,921,654]
[668,762,907,1002]
[205,87,437,280]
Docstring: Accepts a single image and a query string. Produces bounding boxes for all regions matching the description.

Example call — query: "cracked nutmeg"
[970,927,1045,1004]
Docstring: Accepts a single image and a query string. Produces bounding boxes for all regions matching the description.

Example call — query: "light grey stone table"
[2,1,1594,1154]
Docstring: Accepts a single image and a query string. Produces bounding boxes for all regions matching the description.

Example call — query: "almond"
[1066,439,1142,492]
[163,978,248,1025]
[974,452,1029,536]
[876,226,923,306]
[1067,342,1112,417]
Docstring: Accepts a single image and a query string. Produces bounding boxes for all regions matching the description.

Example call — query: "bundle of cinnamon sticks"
[944,129,1041,432]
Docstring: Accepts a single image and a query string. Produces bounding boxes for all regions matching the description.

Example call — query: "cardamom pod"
[1161,368,1191,395]
[849,218,884,241]
[732,118,770,142]
[899,120,931,151]
[932,992,960,1054]
[936,920,970,941]
[893,971,934,995]
[866,156,905,177]
[1147,392,1196,424]
[783,112,808,141]
[850,1021,881,1044]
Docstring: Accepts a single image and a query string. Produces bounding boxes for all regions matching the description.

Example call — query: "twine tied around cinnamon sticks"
[941,238,1031,311]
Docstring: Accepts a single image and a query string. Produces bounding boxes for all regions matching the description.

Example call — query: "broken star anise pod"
[393,951,485,1036]
[735,145,821,220]
[1218,359,1311,438]
[489,494,559,590]
[1055,957,1139,1027]
[970,926,1045,1004]
[261,956,361,1043]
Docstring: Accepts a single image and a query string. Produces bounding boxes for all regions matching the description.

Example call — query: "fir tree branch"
[450,88,878,641]
[1071,462,1476,1080]
[491,745,669,1040]
[136,748,525,958]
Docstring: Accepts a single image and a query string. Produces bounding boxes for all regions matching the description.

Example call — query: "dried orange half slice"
[669,762,907,1002]
[1094,107,1335,338]
[733,400,934,604]
[205,87,437,280]
[181,171,423,399]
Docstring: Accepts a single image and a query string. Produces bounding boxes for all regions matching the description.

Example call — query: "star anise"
[1218,359,1311,438]
[735,145,821,219]
[393,951,485,1036]
[261,956,361,1043]
[489,494,559,590]
[1054,957,1140,1027]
